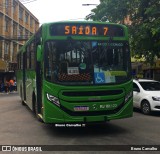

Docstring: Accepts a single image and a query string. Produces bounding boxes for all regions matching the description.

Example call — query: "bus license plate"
[74,106,89,111]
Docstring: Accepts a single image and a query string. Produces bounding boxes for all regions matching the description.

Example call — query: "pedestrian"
[5,80,9,93]
[0,81,1,92]
[9,79,14,92]
[1,82,4,92]
[13,80,17,91]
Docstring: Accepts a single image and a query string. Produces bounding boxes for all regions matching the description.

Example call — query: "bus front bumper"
[42,98,133,124]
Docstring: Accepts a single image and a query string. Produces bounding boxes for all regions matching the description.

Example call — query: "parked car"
[133,79,160,115]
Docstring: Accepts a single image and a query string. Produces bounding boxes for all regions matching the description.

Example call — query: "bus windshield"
[44,40,131,85]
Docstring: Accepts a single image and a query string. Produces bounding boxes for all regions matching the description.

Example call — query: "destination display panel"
[50,23,124,37]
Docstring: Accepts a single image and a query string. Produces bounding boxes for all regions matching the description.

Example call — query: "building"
[0,0,39,83]
[142,59,160,81]
[131,57,160,81]
[131,57,145,78]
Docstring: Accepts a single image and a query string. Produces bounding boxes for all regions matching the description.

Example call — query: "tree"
[86,0,130,23]
[86,0,160,64]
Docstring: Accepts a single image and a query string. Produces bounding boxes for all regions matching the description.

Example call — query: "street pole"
[82,4,98,6]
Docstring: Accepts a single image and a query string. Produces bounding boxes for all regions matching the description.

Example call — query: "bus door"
[36,47,42,114]
[23,52,26,101]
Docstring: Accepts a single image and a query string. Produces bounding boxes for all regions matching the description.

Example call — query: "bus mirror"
[37,45,42,62]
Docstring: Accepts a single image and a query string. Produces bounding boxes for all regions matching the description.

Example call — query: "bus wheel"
[21,100,26,106]
[20,86,26,106]
[33,95,43,122]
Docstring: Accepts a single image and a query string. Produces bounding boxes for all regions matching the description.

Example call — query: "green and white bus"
[16,21,133,124]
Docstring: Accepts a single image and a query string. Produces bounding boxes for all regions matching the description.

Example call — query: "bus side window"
[46,54,52,81]
[21,52,23,70]
[46,42,57,81]
[30,42,36,70]
[26,46,30,69]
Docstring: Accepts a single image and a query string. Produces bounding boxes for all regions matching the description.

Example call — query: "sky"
[23,0,100,24]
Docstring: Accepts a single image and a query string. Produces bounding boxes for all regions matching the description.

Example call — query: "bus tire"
[33,94,43,122]
[21,100,26,106]
[20,86,26,106]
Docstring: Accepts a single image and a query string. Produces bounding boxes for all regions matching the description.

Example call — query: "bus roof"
[41,21,127,28]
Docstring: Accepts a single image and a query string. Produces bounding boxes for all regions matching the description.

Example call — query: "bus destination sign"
[50,23,124,37]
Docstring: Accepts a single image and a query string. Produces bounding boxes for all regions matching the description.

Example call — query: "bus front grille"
[62,90,123,97]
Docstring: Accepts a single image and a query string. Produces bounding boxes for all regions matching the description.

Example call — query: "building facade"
[131,57,160,81]
[0,0,39,82]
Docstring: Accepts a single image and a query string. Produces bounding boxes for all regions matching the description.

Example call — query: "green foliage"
[87,0,160,64]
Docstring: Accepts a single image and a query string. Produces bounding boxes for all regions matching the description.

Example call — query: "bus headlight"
[46,93,60,107]
[125,91,133,103]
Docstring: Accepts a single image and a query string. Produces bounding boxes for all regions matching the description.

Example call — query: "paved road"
[0,93,160,154]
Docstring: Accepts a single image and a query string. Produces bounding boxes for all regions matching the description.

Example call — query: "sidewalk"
[0,91,18,95]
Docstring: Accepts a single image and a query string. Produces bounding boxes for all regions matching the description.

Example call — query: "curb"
[0,92,18,95]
